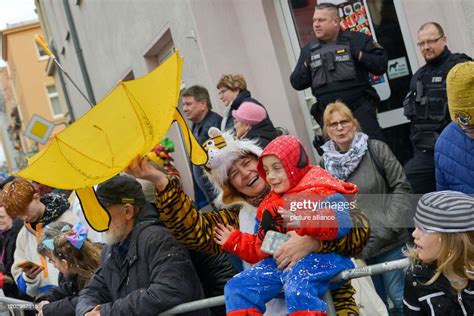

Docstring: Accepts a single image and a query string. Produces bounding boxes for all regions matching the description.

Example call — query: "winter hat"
[232,102,267,125]
[415,191,474,233]
[96,175,147,207]
[203,127,263,206]
[447,61,474,127]
[257,135,310,188]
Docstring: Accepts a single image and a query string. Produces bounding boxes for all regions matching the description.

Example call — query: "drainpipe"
[63,0,96,106]
[51,44,75,122]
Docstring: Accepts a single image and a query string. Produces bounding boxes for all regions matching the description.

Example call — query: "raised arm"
[126,157,240,254]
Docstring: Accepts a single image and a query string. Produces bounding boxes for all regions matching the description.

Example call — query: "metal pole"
[34,34,94,108]
[0,296,35,312]
[52,58,94,108]
[158,258,410,315]
[51,44,76,121]
[62,0,96,105]
[159,296,225,315]
[323,290,337,316]
[332,258,409,283]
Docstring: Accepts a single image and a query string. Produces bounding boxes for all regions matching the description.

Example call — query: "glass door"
[278,0,418,163]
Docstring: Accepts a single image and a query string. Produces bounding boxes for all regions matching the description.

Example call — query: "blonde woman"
[404,191,473,315]
[320,101,412,314]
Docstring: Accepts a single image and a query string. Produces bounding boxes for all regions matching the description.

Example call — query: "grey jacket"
[323,139,412,258]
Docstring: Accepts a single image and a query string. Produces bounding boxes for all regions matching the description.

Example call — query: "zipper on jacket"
[458,292,467,315]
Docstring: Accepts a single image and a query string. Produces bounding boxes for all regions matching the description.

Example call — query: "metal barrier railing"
[0,296,36,316]
[159,258,410,315]
[0,258,410,316]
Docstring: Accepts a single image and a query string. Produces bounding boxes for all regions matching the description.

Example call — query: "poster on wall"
[337,1,383,85]
[330,0,391,100]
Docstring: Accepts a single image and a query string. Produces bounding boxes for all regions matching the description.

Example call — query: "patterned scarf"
[244,184,272,207]
[321,132,369,180]
[36,192,70,225]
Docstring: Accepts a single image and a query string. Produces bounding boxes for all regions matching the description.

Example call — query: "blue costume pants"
[224,253,353,315]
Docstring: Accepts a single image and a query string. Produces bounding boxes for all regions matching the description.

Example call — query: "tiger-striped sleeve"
[319,208,370,257]
[155,177,240,254]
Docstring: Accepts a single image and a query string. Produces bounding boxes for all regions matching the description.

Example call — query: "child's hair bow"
[65,222,89,249]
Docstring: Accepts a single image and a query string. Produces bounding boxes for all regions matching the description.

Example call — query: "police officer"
[290,2,387,150]
[403,22,471,194]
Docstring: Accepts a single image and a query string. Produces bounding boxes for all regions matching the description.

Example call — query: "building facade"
[34,0,473,198]
[0,67,24,171]
[0,21,69,159]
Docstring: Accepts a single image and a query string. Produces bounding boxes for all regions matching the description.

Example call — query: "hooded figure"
[130,127,369,315]
[221,135,357,316]
[435,61,474,193]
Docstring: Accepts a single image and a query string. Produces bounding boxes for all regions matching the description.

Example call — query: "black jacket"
[223,90,277,135]
[0,219,23,298]
[404,263,474,315]
[406,47,471,151]
[290,30,387,107]
[192,110,223,206]
[245,121,279,149]
[76,206,209,316]
[35,273,80,316]
[188,250,235,316]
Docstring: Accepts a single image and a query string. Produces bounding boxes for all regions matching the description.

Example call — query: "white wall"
[402,0,474,69]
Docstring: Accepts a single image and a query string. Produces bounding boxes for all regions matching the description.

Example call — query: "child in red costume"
[215,135,357,316]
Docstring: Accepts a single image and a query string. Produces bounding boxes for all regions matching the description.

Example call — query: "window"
[144,29,175,69]
[36,42,49,60]
[47,85,63,117]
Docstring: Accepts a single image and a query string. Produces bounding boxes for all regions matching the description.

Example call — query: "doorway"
[278,0,419,163]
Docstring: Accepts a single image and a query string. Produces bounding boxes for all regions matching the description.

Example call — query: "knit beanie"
[232,102,267,126]
[415,191,474,233]
[447,61,474,127]
[257,135,310,188]
[203,127,263,206]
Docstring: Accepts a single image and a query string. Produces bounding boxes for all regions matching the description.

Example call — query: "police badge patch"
[453,111,473,126]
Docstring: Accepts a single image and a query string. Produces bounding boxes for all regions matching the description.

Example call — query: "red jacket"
[223,166,357,264]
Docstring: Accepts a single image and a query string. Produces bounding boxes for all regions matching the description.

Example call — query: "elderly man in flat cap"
[434,61,474,193]
[76,175,209,316]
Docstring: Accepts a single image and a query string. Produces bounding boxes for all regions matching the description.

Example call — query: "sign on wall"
[387,57,410,80]
[24,114,55,144]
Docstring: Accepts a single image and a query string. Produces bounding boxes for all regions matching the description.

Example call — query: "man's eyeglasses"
[327,119,351,129]
[416,35,444,47]
[218,88,228,97]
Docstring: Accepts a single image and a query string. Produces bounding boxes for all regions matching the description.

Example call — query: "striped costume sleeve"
[319,208,370,257]
[155,177,240,254]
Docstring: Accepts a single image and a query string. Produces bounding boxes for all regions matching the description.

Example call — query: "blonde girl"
[404,190,474,315]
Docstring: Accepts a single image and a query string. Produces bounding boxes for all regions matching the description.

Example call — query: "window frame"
[45,84,64,118]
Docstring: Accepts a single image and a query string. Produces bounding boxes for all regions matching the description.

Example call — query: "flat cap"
[97,175,146,207]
